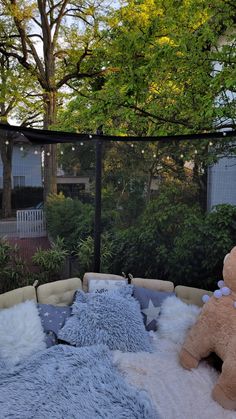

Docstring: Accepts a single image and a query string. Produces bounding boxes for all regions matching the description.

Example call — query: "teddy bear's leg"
[212,357,236,410]
[179,320,212,370]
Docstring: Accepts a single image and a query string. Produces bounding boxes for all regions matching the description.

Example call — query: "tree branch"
[122,104,195,128]
[52,0,69,47]
[56,69,106,89]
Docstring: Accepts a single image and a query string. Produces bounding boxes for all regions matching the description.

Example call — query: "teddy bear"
[179,246,236,410]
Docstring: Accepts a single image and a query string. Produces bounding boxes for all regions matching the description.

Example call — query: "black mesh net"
[1,125,236,294]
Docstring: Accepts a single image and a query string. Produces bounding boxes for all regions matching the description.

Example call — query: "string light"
[223,132,227,136]
[5,140,9,145]
[141,149,145,154]
[131,144,134,147]
[60,150,64,155]
[72,146,75,151]
[34,149,38,155]
[89,134,92,139]
[180,154,184,158]
[153,154,157,158]
[209,142,213,146]
[80,142,84,146]
[20,146,24,151]
[194,149,198,154]
[46,152,50,156]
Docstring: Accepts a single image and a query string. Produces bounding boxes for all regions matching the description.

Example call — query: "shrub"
[45,193,94,251]
[112,182,202,279]
[0,238,31,293]
[75,232,114,276]
[168,204,236,289]
[32,237,68,284]
[111,184,236,290]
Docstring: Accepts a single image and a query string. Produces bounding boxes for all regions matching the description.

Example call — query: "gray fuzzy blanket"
[0,344,158,419]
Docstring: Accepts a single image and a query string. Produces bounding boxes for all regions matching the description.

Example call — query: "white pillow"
[0,300,46,366]
[157,295,201,345]
[88,278,128,293]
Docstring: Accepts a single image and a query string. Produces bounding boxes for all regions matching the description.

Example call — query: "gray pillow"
[58,286,152,352]
[133,286,175,331]
[38,304,71,347]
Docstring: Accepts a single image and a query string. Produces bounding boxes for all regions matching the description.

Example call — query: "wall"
[0,145,42,188]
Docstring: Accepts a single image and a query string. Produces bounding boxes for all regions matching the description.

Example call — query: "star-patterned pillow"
[133,286,174,331]
[37,304,71,347]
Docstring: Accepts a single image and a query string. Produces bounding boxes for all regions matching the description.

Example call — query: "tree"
[0,0,112,199]
[0,49,40,217]
[55,0,236,209]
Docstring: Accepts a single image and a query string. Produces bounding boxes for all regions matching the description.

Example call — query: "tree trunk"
[43,91,57,200]
[0,134,13,218]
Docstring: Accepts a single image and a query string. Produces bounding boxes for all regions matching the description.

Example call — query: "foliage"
[32,237,68,284]
[168,204,236,289]
[45,193,95,251]
[111,183,236,290]
[75,232,114,275]
[112,181,201,276]
[0,238,31,293]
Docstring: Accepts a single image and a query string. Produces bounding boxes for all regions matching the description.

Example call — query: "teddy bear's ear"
[230,246,236,257]
[224,253,230,264]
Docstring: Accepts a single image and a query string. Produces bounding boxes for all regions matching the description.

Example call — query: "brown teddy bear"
[179,246,236,410]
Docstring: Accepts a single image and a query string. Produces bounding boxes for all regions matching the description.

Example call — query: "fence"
[16,209,46,238]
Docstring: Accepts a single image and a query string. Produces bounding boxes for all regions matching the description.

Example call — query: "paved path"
[0,219,17,237]
[7,237,51,272]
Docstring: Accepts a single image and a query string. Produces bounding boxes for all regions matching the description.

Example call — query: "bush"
[112,182,202,279]
[111,184,236,290]
[32,237,68,284]
[75,232,114,276]
[45,193,94,251]
[0,187,43,211]
[0,238,31,293]
[169,204,236,289]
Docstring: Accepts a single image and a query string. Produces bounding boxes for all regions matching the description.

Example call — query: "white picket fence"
[16,209,47,238]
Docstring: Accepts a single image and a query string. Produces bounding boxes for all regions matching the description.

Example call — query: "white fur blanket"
[114,334,236,419]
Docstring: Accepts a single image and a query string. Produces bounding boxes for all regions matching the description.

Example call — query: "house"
[0,144,43,189]
[207,32,236,210]
[56,167,91,198]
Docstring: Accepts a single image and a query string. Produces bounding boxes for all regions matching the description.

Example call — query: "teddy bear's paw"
[179,348,199,369]
[212,383,236,410]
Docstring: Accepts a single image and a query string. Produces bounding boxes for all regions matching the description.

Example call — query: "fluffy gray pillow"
[58,286,152,352]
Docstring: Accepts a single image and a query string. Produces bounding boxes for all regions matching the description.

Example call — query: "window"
[13,176,25,188]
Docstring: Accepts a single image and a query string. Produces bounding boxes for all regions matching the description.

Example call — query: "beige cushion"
[0,286,36,309]
[83,272,126,292]
[37,278,82,306]
[131,278,174,292]
[175,285,213,307]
